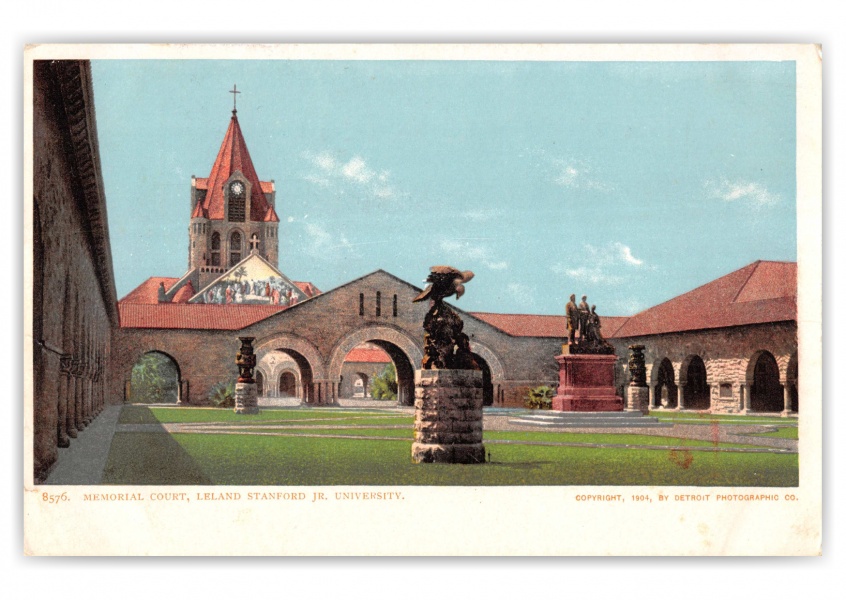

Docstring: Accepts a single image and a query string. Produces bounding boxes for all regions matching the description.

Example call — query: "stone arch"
[255,368,267,396]
[746,350,783,412]
[786,351,799,412]
[650,358,678,409]
[254,333,326,404]
[467,341,505,407]
[278,370,299,398]
[353,372,370,398]
[127,350,182,404]
[254,334,326,380]
[681,354,710,410]
[328,325,423,406]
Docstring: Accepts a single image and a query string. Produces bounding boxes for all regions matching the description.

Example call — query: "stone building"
[31,60,119,482]
[609,261,798,415]
[108,99,797,417]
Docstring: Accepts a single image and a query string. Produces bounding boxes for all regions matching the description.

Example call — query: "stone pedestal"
[626,386,650,414]
[234,382,259,414]
[412,369,485,464]
[552,354,623,412]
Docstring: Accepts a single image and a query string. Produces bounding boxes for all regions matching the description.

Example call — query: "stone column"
[57,355,72,446]
[677,384,686,410]
[412,369,485,464]
[781,380,793,416]
[73,361,86,431]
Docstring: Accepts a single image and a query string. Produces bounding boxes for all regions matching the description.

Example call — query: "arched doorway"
[653,358,677,408]
[279,371,298,397]
[128,351,181,404]
[255,371,264,396]
[471,353,494,406]
[750,351,782,412]
[328,327,423,407]
[684,356,710,410]
[354,372,370,398]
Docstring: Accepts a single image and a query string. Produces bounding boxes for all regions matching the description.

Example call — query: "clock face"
[231,182,244,195]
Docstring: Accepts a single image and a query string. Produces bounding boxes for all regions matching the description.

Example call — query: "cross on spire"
[230,84,241,115]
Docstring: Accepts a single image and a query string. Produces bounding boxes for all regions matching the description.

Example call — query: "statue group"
[565,294,615,355]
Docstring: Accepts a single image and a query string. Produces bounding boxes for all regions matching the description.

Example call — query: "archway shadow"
[103,407,212,485]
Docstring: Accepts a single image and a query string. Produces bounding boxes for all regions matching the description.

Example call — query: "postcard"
[23,43,822,556]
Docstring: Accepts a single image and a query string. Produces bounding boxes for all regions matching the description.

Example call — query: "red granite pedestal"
[552,353,623,412]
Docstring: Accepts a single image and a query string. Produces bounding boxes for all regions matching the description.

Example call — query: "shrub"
[525,385,554,410]
[370,364,398,401]
[209,380,237,408]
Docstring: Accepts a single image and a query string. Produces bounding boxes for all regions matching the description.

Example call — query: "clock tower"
[188,103,280,290]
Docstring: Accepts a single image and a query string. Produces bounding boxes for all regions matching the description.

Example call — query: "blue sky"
[91,59,796,316]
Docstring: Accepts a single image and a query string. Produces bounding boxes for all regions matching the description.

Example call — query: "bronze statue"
[565,295,615,355]
[565,294,579,345]
[414,266,479,370]
[413,266,474,303]
[578,295,590,341]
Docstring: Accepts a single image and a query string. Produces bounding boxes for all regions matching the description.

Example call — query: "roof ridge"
[730,260,762,304]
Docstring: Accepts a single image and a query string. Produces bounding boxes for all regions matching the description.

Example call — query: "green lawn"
[650,411,797,425]
[747,427,799,440]
[119,405,410,425]
[232,428,771,450]
[102,406,797,487]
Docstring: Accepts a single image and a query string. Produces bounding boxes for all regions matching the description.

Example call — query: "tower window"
[230,231,242,267]
[359,293,364,316]
[211,232,221,266]
[376,291,381,316]
[393,294,398,317]
[229,181,246,222]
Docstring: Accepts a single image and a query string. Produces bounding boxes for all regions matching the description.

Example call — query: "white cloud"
[616,243,643,266]
[302,151,400,200]
[314,152,336,172]
[439,239,508,272]
[706,178,779,207]
[552,242,647,285]
[506,283,537,309]
[546,155,612,192]
[341,156,374,184]
[302,222,353,258]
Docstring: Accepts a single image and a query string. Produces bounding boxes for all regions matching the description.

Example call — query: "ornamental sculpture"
[627,344,647,386]
[565,293,615,355]
[235,336,257,383]
[413,266,479,370]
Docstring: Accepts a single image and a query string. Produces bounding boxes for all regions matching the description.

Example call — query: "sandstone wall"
[32,61,118,482]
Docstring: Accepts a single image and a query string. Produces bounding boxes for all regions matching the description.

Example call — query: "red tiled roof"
[612,261,796,338]
[344,348,392,363]
[119,303,288,330]
[170,281,195,303]
[194,114,276,222]
[470,312,629,338]
[120,277,196,304]
[293,281,322,298]
[119,277,178,304]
